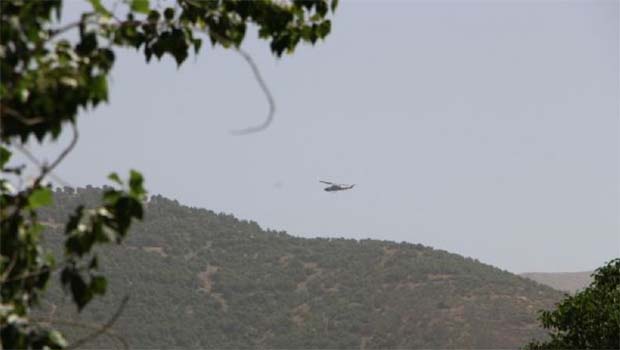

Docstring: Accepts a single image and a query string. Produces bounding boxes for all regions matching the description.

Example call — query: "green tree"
[0,0,336,348]
[525,258,620,349]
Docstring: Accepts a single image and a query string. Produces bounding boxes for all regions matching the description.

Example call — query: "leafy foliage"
[1,0,336,348]
[1,0,337,141]
[37,188,565,349]
[0,153,146,348]
[524,259,620,350]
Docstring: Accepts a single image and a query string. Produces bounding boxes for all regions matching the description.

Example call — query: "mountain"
[520,271,593,294]
[37,187,563,349]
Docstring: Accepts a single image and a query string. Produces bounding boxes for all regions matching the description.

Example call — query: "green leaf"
[331,0,339,12]
[101,48,115,66]
[193,38,202,54]
[61,267,72,288]
[48,330,68,348]
[62,266,93,311]
[0,146,11,168]
[66,206,84,234]
[76,32,98,56]
[172,49,189,66]
[130,0,150,14]
[316,1,328,16]
[103,189,121,205]
[164,7,175,21]
[90,75,108,105]
[89,255,99,269]
[129,170,145,196]
[318,20,331,38]
[70,273,92,310]
[146,10,159,25]
[108,172,123,185]
[144,45,153,62]
[87,0,112,17]
[30,223,45,237]
[34,265,51,289]
[90,275,107,295]
[28,188,53,209]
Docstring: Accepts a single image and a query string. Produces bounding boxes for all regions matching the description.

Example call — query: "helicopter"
[320,180,355,192]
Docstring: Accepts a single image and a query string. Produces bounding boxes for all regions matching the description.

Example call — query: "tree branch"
[48,21,83,38]
[48,12,100,39]
[41,122,79,183]
[229,48,276,135]
[14,144,71,188]
[66,295,130,350]
[193,22,277,135]
[0,255,18,282]
[0,105,47,126]
[7,122,79,218]
[0,261,65,285]
[33,297,130,350]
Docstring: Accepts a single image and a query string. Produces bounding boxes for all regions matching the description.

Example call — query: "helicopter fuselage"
[324,185,355,192]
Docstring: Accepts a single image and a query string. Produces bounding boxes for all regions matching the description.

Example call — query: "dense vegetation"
[37,187,564,349]
[525,259,620,350]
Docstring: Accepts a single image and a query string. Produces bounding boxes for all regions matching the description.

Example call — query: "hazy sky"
[21,0,619,273]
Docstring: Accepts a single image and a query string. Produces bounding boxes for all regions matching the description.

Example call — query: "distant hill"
[520,271,593,294]
[38,187,563,349]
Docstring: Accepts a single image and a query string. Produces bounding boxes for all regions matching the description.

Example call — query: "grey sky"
[22,0,619,273]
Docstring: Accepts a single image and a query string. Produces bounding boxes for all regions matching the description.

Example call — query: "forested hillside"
[38,187,563,349]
